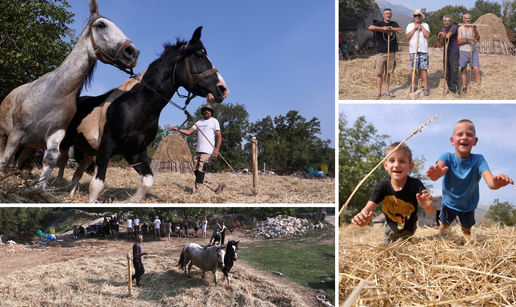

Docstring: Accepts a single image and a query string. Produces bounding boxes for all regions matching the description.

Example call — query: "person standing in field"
[439,15,460,97]
[458,13,481,93]
[132,234,147,288]
[405,9,431,96]
[368,8,403,99]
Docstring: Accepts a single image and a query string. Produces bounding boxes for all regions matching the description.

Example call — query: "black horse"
[222,240,239,285]
[57,27,229,202]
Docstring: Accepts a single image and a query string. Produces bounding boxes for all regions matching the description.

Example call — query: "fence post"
[127,253,132,297]
[251,137,258,196]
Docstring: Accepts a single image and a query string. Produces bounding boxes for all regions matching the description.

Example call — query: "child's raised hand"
[416,189,434,210]
[351,209,374,227]
[426,164,449,181]
[493,174,514,188]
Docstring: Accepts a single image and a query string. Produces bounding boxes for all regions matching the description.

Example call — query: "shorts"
[440,204,475,229]
[154,228,160,233]
[409,52,429,70]
[127,227,133,232]
[183,225,188,230]
[382,221,415,245]
[459,50,479,68]
[194,226,199,231]
[375,52,396,76]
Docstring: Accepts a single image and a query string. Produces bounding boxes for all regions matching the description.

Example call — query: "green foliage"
[0,207,57,236]
[502,0,516,44]
[470,0,502,21]
[485,198,516,226]
[339,0,376,22]
[247,110,334,175]
[240,225,335,305]
[0,0,76,101]
[338,113,432,224]
[423,6,469,47]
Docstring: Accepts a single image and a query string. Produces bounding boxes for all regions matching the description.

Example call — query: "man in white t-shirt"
[153,216,161,240]
[133,215,140,236]
[405,9,431,96]
[170,104,225,194]
[127,217,133,238]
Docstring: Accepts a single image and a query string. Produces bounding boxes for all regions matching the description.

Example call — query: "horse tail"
[74,147,96,175]
[178,250,185,269]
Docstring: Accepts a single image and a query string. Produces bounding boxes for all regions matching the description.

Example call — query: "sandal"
[386,92,395,98]
[373,93,381,99]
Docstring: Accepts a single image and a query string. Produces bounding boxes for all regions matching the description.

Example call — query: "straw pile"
[0,255,308,307]
[150,134,194,174]
[254,216,311,238]
[339,224,516,306]
[0,171,63,203]
[2,167,334,203]
[475,13,512,43]
[339,48,516,100]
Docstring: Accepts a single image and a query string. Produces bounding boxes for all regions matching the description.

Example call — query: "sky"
[339,103,516,209]
[387,0,505,13]
[63,0,335,146]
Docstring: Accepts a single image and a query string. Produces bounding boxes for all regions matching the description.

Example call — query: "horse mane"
[149,38,205,68]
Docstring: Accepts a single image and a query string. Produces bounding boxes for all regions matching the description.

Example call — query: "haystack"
[150,134,194,174]
[474,13,516,55]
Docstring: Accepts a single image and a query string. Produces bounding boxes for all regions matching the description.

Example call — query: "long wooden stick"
[338,113,442,217]
[469,40,474,86]
[405,28,420,100]
[442,37,449,99]
[127,253,132,297]
[384,32,392,100]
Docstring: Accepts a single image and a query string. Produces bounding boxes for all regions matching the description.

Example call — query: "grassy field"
[239,224,335,304]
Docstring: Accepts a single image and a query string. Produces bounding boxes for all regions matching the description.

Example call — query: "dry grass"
[0,255,308,307]
[1,167,334,203]
[339,48,516,100]
[339,224,516,306]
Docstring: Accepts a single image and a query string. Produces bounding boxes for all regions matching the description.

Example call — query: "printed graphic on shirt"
[382,195,415,230]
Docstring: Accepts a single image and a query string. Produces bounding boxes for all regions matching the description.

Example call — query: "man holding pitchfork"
[439,15,460,97]
[458,13,481,93]
[368,8,402,99]
[405,9,431,96]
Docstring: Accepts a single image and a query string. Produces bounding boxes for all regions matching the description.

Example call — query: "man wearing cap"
[405,9,431,96]
[458,13,481,93]
[439,14,460,97]
[170,104,225,194]
[368,8,403,99]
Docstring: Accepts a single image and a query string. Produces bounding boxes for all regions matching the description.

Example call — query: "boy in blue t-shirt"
[426,119,514,234]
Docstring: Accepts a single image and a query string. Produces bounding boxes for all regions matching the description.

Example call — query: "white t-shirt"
[127,219,132,228]
[134,218,139,226]
[193,117,220,154]
[405,22,430,54]
[154,219,161,229]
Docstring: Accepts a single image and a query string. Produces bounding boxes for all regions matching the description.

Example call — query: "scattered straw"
[2,167,334,203]
[339,48,516,100]
[0,256,308,307]
[339,224,516,306]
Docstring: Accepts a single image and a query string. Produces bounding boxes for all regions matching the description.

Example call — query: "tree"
[502,0,516,43]
[0,0,76,101]
[339,0,376,22]
[0,207,56,236]
[470,0,502,21]
[485,198,516,226]
[247,110,334,174]
[339,113,431,224]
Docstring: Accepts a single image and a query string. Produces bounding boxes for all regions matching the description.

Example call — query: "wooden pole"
[127,253,132,297]
[406,28,420,100]
[469,41,474,86]
[251,137,258,196]
[384,32,392,100]
[442,38,449,99]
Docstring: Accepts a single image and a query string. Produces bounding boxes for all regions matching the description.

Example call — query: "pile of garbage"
[36,229,56,241]
[254,215,310,239]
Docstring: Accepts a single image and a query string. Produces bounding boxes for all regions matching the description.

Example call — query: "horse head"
[216,246,226,269]
[227,240,239,261]
[87,0,139,72]
[173,26,229,105]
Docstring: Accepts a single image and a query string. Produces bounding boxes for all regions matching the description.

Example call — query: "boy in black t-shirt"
[368,9,403,99]
[352,142,435,244]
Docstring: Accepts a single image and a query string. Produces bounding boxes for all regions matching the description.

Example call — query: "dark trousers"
[134,225,140,236]
[221,232,225,245]
[133,261,145,285]
[444,52,459,92]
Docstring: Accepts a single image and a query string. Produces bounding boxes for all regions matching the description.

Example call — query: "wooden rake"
[442,37,449,99]
[405,28,420,100]
[338,113,442,217]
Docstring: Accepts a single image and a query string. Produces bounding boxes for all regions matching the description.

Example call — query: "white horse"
[0,0,139,188]
[178,243,225,284]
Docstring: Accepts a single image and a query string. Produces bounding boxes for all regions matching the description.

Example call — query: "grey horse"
[179,243,226,284]
[0,0,139,188]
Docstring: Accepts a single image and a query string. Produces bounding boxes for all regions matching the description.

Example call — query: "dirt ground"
[339,46,516,100]
[0,215,334,306]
